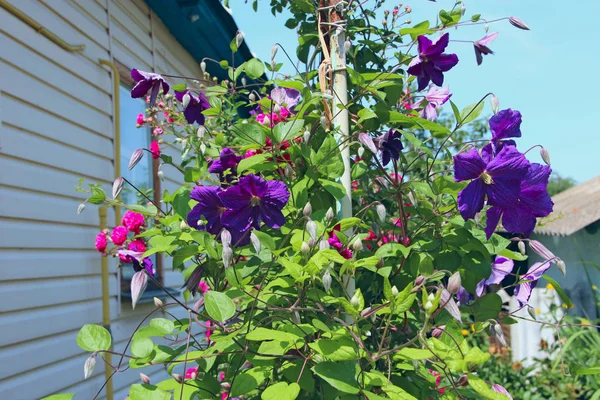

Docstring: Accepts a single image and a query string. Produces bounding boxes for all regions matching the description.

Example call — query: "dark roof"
[145,0,253,80]
[534,175,600,236]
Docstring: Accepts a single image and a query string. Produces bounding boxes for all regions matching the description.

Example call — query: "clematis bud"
[241,77,247,87]
[360,306,372,318]
[424,301,433,311]
[447,272,462,295]
[377,257,385,269]
[405,19,411,24]
[301,241,310,255]
[84,355,96,379]
[77,203,86,214]
[250,231,261,254]
[200,143,206,154]
[200,61,206,73]
[157,170,164,181]
[376,203,386,223]
[431,328,443,338]
[353,239,363,252]
[221,229,232,248]
[320,115,327,128]
[509,16,530,30]
[357,146,365,158]
[527,305,537,320]
[358,133,378,154]
[323,269,332,292]
[484,23,489,32]
[180,220,188,230]
[303,202,313,217]
[112,177,124,199]
[173,374,183,383]
[249,92,256,101]
[182,93,191,108]
[131,270,148,310]
[140,373,151,384]
[319,239,330,250]
[271,59,277,71]
[415,275,425,287]
[271,44,278,60]
[222,246,233,268]
[491,323,507,347]
[153,297,163,308]
[540,147,551,166]
[350,292,361,308]
[518,240,526,255]
[284,163,293,178]
[308,238,317,248]
[235,30,244,47]
[490,94,499,114]
[460,5,465,15]
[303,129,311,143]
[557,259,566,276]
[128,149,144,170]
[273,104,281,114]
[197,125,206,140]
[391,285,399,297]
[306,220,317,239]
[529,240,555,262]
[325,207,335,222]
[440,289,462,322]
[457,375,469,386]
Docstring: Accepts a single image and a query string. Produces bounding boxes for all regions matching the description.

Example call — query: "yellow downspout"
[0,0,85,52]
[98,207,114,400]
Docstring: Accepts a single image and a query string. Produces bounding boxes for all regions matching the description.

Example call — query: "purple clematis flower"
[407,33,459,91]
[492,384,513,400]
[271,87,301,109]
[414,85,452,121]
[484,163,553,239]
[514,260,552,305]
[131,69,169,106]
[476,256,514,297]
[209,148,242,182]
[187,186,226,234]
[490,109,522,142]
[453,145,530,222]
[219,174,290,232]
[117,250,155,276]
[175,90,210,125]
[376,129,404,166]
[474,32,498,65]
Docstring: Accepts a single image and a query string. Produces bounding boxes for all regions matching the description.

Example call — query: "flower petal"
[487,256,514,285]
[131,80,153,99]
[221,204,257,232]
[486,145,530,180]
[264,179,290,208]
[458,179,486,219]
[260,201,287,229]
[453,148,486,181]
[484,206,503,239]
[423,33,449,57]
[434,53,459,72]
[500,206,537,237]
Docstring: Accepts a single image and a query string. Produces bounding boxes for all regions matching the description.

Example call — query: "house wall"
[0,1,205,398]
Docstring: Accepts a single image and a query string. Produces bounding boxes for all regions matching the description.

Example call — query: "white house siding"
[0,1,204,398]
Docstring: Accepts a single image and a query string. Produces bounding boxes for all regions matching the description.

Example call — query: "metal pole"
[98,207,114,400]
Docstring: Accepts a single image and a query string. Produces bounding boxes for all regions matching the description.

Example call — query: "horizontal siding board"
[71,0,109,28]
[0,8,112,93]
[152,16,202,77]
[111,19,153,62]
[0,250,118,280]
[111,38,152,72]
[1,95,113,159]
[0,219,105,249]
[1,62,113,137]
[0,33,112,114]
[114,0,150,31]
[0,124,114,182]
[110,0,152,48]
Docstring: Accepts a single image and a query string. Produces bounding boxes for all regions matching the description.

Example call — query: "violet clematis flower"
[490,109,522,142]
[131,69,169,106]
[407,33,459,91]
[514,260,552,305]
[474,32,498,65]
[175,90,210,125]
[492,384,513,400]
[187,186,226,234]
[209,148,242,177]
[219,174,290,232]
[117,250,155,276]
[484,163,553,239]
[376,129,404,166]
[476,256,514,297]
[271,87,301,109]
[414,85,452,121]
[453,145,530,222]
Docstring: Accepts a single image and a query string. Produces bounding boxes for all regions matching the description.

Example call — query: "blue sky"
[230,0,600,183]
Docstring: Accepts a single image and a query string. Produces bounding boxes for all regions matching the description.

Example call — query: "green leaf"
[318,179,346,200]
[231,366,270,397]
[246,58,264,79]
[171,83,186,92]
[251,230,276,251]
[149,318,175,335]
[571,364,600,375]
[542,275,572,308]
[312,361,360,394]
[40,395,75,400]
[274,119,304,142]
[76,324,111,352]
[357,108,377,123]
[459,101,485,126]
[237,153,273,173]
[309,337,359,361]
[376,243,410,259]
[395,347,433,360]
[246,327,301,342]
[131,337,154,358]
[468,375,510,400]
[235,123,266,145]
[395,283,416,313]
[88,187,106,205]
[471,294,502,320]
[261,382,301,400]
[204,291,236,322]
[129,384,171,400]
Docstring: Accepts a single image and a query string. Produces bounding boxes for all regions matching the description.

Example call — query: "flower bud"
[323,270,332,292]
[357,146,365,158]
[182,93,191,109]
[301,241,310,255]
[319,239,330,250]
[250,231,261,254]
[271,59,277,71]
[222,246,233,268]
[140,373,151,384]
[303,129,311,143]
[112,177,124,199]
[431,327,443,338]
[424,300,433,311]
[84,355,96,379]
[557,259,566,276]
[428,293,435,301]
[405,5,412,13]
[173,373,183,383]
[358,133,378,154]
[540,147,551,166]
[377,257,385,269]
[197,126,207,140]
[157,170,164,181]
[457,375,469,386]
[391,285,399,297]
[484,23,489,32]
[221,229,232,247]
[128,149,144,170]
[273,104,281,114]
[491,323,507,347]
[235,30,245,47]
[200,143,206,154]
[529,240,555,262]
[77,203,86,215]
[308,237,317,248]
[200,61,206,73]
[153,297,164,308]
[382,19,387,25]
[284,163,293,178]
[350,292,361,308]
[414,275,425,287]
[303,202,313,217]
[306,220,317,239]
[509,16,530,30]
[518,240,526,255]
[325,207,335,222]
[271,44,278,60]
[320,115,327,128]
[180,220,188,230]
[376,203,387,223]
[447,272,462,295]
[527,305,537,320]
[353,239,363,252]
[343,40,351,54]
[241,77,247,87]
[249,92,256,101]
[490,94,499,114]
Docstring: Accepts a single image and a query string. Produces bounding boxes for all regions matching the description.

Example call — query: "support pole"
[98,207,114,400]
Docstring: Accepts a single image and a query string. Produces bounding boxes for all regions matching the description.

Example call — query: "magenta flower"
[198,280,211,295]
[122,211,145,233]
[474,32,498,65]
[150,141,160,159]
[376,129,404,166]
[209,148,242,176]
[270,87,301,109]
[131,69,169,106]
[453,145,529,222]
[476,256,514,296]
[136,113,144,126]
[490,109,522,142]
[514,260,552,306]
[174,90,210,125]
[219,174,290,232]
[111,226,128,246]
[407,33,459,91]
[187,186,226,235]
[414,85,452,121]
[328,224,353,259]
[484,163,553,239]
[184,366,199,379]
[95,232,107,252]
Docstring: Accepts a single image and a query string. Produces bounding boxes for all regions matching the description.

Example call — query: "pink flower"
[218,371,225,382]
[205,320,213,342]
[279,107,291,120]
[414,86,452,121]
[244,149,260,158]
[136,113,144,125]
[128,239,146,253]
[198,280,211,295]
[122,211,145,233]
[184,366,198,379]
[167,117,175,123]
[111,226,128,246]
[220,393,228,400]
[153,126,163,135]
[150,141,160,159]
[95,232,107,252]
[158,102,164,108]
[392,7,399,16]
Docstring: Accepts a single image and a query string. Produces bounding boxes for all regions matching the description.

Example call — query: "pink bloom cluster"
[255,106,291,127]
[95,211,147,261]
